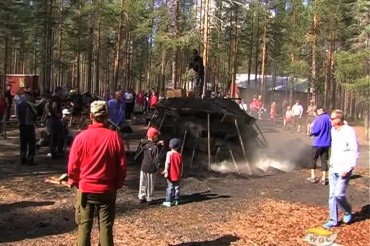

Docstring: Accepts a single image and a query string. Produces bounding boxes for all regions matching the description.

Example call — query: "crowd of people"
[2,84,163,166]
[1,83,360,245]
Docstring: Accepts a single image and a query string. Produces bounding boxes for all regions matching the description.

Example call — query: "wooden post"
[235,118,252,175]
[180,129,188,175]
[190,146,196,169]
[229,148,240,175]
[254,121,267,146]
[180,129,187,155]
[207,113,211,171]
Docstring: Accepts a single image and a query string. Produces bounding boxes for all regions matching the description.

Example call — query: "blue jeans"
[328,171,352,224]
[166,180,180,203]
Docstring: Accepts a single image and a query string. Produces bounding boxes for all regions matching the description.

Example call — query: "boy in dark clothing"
[137,126,163,204]
[162,138,182,207]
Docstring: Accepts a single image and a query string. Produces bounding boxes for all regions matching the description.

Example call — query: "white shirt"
[239,102,248,112]
[124,92,133,103]
[292,104,303,117]
[330,124,359,173]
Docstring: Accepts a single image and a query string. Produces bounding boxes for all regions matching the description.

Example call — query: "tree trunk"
[95,2,102,95]
[324,31,335,109]
[254,14,260,89]
[202,0,210,98]
[247,11,255,88]
[113,0,125,87]
[260,14,268,100]
[171,0,179,88]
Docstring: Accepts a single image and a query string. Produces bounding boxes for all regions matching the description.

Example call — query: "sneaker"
[162,201,172,207]
[320,179,328,185]
[343,213,352,224]
[307,177,318,183]
[322,221,337,229]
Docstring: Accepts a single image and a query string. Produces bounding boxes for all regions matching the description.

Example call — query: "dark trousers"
[75,190,117,246]
[6,105,11,121]
[125,102,134,119]
[0,114,4,135]
[311,146,329,171]
[47,118,64,158]
[19,124,36,163]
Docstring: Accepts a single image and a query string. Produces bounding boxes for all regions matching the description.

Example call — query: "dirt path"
[0,120,369,245]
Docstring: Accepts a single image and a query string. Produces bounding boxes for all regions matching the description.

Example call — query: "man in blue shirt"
[308,106,331,185]
[108,90,125,128]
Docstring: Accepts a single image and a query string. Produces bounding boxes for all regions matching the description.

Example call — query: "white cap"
[62,109,71,115]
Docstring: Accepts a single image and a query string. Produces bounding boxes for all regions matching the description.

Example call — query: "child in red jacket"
[162,138,182,207]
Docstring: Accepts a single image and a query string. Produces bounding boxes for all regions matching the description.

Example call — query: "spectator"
[68,89,83,127]
[308,106,331,185]
[107,91,125,128]
[124,88,135,120]
[61,109,74,151]
[323,109,359,229]
[162,138,183,207]
[137,126,163,204]
[136,90,145,112]
[239,99,248,112]
[0,95,7,136]
[149,90,158,110]
[68,100,127,245]
[249,95,261,118]
[270,102,277,126]
[45,87,65,159]
[292,100,303,132]
[4,84,13,121]
[16,87,37,165]
[306,100,317,136]
[283,106,294,131]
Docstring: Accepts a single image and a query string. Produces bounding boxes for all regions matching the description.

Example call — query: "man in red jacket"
[68,100,127,246]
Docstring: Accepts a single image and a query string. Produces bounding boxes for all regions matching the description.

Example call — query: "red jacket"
[68,123,127,193]
[150,95,158,108]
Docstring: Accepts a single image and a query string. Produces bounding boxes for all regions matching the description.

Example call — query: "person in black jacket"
[188,49,204,98]
[44,87,64,159]
[137,126,163,204]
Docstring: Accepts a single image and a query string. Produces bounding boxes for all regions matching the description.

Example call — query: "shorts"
[306,115,315,124]
[310,146,329,171]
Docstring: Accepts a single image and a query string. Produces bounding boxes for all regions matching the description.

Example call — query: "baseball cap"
[169,138,181,150]
[147,126,160,139]
[62,109,71,115]
[90,100,108,117]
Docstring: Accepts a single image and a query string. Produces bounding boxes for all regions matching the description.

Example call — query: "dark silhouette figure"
[188,49,204,98]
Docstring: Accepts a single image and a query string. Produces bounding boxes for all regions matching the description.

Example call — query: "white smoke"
[254,158,295,172]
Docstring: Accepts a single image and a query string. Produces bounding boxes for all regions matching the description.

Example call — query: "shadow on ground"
[170,235,240,246]
[0,201,55,212]
[0,205,75,243]
[353,204,370,224]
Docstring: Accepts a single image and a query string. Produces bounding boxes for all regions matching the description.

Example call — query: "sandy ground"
[0,119,369,246]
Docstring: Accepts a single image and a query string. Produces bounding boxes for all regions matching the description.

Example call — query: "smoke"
[210,137,311,176]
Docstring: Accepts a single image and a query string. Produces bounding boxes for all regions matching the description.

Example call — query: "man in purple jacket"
[307,106,331,185]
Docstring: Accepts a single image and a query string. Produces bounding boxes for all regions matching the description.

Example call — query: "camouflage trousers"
[75,190,117,246]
